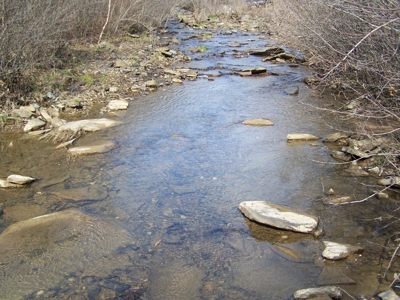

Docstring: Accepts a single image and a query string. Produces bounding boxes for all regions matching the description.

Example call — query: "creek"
[0,25,399,299]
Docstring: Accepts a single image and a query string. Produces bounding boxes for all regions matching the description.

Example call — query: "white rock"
[322,241,364,260]
[0,179,21,188]
[7,175,36,185]
[242,119,274,126]
[58,118,121,134]
[287,134,320,141]
[68,141,117,155]
[294,286,342,300]
[107,99,129,110]
[238,201,319,233]
[378,290,400,300]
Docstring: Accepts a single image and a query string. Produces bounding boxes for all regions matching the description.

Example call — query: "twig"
[98,0,112,44]
[323,17,399,80]
[383,244,400,279]
[333,185,393,206]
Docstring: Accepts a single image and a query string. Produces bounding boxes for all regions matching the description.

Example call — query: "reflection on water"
[0,28,399,299]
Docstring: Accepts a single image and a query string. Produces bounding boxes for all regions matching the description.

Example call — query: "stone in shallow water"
[68,141,117,155]
[238,201,319,233]
[284,86,299,95]
[294,286,342,300]
[0,209,134,299]
[242,118,274,126]
[7,174,36,185]
[287,133,320,141]
[322,241,364,260]
[0,179,21,188]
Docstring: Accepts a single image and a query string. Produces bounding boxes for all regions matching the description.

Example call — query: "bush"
[268,0,400,114]
[0,0,181,105]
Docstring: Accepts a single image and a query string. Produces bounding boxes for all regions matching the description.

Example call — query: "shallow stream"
[0,26,399,299]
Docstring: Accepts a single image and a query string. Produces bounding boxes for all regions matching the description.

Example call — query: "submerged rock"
[322,241,364,260]
[287,134,320,141]
[6,174,36,185]
[325,196,353,205]
[317,267,356,286]
[242,118,274,126]
[284,86,299,95]
[294,286,342,300]
[0,209,133,299]
[145,79,159,88]
[238,201,319,233]
[68,141,117,155]
[331,151,352,162]
[249,47,285,56]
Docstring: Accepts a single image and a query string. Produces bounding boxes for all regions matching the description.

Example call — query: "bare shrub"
[268,0,399,113]
[267,0,400,172]
[0,0,181,107]
[182,0,248,22]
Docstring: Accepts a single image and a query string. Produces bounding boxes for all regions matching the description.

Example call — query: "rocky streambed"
[0,9,399,300]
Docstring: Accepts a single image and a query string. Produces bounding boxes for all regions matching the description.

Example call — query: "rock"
[323,132,349,142]
[378,177,400,188]
[242,119,274,126]
[0,179,21,188]
[377,192,389,199]
[66,99,82,108]
[172,78,183,84]
[57,118,121,135]
[23,118,46,132]
[242,67,267,75]
[238,201,319,233]
[186,69,198,79]
[294,286,342,300]
[50,185,109,202]
[145,79,158,88]
[114,59,128,68]
[7,174,36,185]
[345,100,360,110]
[284,86,299,95]
[0,209,133,300]
[40,108,53,123]
[68,141,117,155]
[325,196,353,205]
[11,108,33,119]
[249,47,285,56]
[322,241,364,260]
[317,267,356,286]
[3,203,48,222]
[304,75,319,85]
[109,86,119,93]
[378,290,400,300]
[331,151,352,162]
[342,161,369,177]
[327,188,335,195]
[287,134,320,141]
[50,117,66,127]
[107,99,129,110]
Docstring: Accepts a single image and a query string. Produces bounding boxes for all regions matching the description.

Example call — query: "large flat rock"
[68,141,117,155]
[238,201,319,233]
[0,209,133,299]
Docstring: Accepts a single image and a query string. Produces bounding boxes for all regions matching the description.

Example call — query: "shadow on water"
[0,26,399,299]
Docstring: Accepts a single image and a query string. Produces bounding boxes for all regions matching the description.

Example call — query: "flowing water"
[0,26,399,299]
